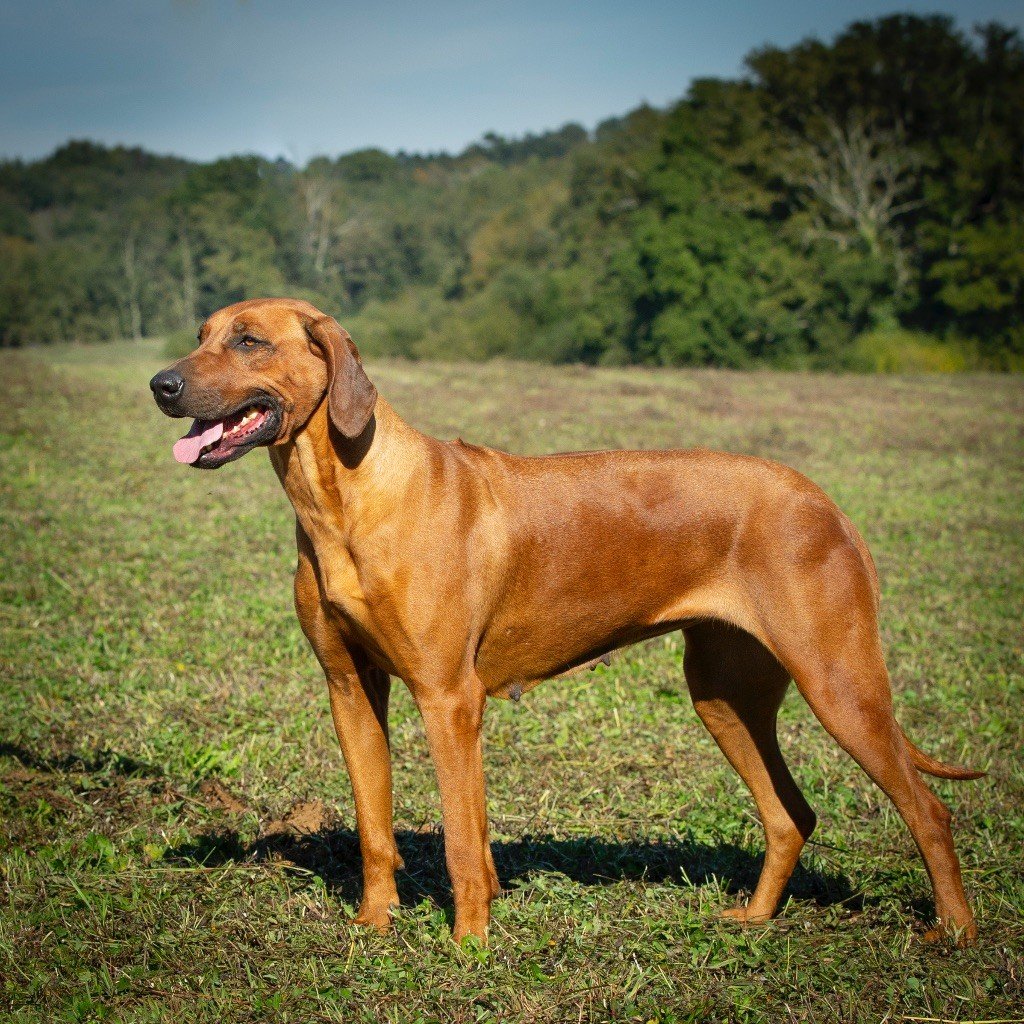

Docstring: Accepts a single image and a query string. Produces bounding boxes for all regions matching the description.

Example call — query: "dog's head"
[149,298,376,469]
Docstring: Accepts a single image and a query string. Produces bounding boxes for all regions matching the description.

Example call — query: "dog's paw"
[353,902,395,932]
[452,926,489,948]
[452,909,490,946]
[720,905,772,925]
[923,921,978,947]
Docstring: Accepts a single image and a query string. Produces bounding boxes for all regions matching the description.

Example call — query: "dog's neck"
[270,394,426,540]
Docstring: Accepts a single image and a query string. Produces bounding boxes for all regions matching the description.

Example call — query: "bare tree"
[788,116,921,283]
[298,171,339,277]
[177,218,197,327]
[122,229,143,340]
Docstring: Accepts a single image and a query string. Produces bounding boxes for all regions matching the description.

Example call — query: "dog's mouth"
[172,398,282,468]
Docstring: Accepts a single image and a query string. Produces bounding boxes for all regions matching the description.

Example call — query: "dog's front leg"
[325,666,403,929]
[416,677,498,943]
[294,545,401,930]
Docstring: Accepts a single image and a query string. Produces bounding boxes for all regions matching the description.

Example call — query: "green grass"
[2,339,1022,1023]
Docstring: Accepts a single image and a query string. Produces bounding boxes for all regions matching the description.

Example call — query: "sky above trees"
[2,0,1022,163]
[4,15,1020,367]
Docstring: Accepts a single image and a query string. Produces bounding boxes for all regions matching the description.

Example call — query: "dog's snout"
[150,369,185,402]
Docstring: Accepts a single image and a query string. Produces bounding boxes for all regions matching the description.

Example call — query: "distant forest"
[1,14,1021,369]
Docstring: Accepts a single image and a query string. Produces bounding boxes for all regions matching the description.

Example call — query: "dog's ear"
[304,315,377,438]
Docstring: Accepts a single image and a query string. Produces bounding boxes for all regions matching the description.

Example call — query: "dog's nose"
[150,369,185,401]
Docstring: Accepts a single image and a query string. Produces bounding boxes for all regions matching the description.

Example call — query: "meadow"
[1,341,1022,1023]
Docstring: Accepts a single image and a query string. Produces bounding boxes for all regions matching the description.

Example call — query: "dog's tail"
[900,725,986,780]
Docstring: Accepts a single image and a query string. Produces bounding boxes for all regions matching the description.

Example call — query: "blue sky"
[1,0,1020,163]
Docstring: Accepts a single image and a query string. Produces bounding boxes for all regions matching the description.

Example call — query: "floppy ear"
[304,315,378,438]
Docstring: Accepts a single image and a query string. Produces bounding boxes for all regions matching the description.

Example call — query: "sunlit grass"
[1,341,1022,1022]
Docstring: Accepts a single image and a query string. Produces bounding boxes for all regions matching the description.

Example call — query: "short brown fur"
[153,298,982,945]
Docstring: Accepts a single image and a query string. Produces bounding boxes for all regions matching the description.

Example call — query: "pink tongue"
[172,420,224,464]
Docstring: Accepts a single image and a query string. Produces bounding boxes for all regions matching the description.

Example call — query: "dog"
[150,297,983,945]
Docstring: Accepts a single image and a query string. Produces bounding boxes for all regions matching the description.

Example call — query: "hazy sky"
[2,0,1021,164]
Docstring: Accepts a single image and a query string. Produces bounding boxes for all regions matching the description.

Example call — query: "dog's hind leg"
[683,621,816,923]
[764,537,978,943]
[786,648,977,942]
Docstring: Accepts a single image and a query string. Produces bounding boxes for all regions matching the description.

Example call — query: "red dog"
[151,298,982,944]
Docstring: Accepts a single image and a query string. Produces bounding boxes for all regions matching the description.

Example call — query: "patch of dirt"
[82,778,183,816]
[262,799,334,837]
[2,756,183,822]
[2,767,78,813]
[198,779,249,815]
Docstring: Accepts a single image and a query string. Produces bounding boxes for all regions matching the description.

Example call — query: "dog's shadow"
[0,739,865,920]
[167,825,860,918]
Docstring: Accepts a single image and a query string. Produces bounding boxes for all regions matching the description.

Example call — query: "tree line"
[1,14,1020,369]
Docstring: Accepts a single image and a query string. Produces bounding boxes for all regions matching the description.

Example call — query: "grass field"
[1,340,1022,1023]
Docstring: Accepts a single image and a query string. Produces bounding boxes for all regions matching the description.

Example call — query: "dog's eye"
[235,335,260,349]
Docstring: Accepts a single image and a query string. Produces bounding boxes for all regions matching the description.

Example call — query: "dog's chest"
[314,546,413,678]
[315,540,368,614]
[275,446,373,620]
[296,512,377,635]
